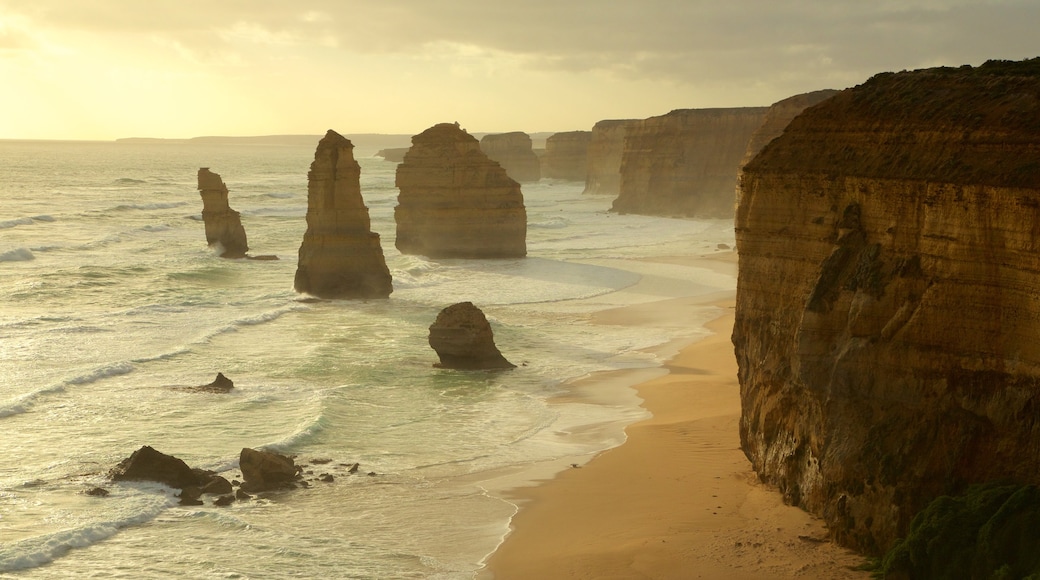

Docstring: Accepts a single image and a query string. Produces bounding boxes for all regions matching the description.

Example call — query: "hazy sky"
[1,1,1037,140]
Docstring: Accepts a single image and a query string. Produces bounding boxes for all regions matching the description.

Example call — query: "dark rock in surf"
[428,302,515,370]
[239,447,301,492]
[188,372,235,393]
[110,445,200,489]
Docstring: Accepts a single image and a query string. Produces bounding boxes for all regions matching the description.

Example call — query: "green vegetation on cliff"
[874,483,1040,579]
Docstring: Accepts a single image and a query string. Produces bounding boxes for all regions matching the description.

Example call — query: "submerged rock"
[186,372,235,393]
[198,168,249,258]
[395,123,527,258]
[294,130,393,299]
[428,302,515,370]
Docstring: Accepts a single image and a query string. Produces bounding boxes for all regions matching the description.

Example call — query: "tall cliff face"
[543,131,591,181]
[294,130,393,299]
[733,59,1040,555]
[582,119,638,196]
[197,168,248,258]
[612,107,768,218]
[395,123,527,259]
[479,132,541,183]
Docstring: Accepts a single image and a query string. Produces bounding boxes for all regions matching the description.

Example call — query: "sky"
[1,0,1037,140]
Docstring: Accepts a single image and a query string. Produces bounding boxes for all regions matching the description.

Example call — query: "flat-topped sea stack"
[395,123,526,258]
[479,132,541,183]
[198,168,248,258]
[733,59,1040,555]
[611,107,767,217]
[294,130,393,299]
[429,302,514,370]
[543,131,591,181]
[582,119,638,196]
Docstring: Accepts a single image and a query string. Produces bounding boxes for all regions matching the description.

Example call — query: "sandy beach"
[480,252,870,579]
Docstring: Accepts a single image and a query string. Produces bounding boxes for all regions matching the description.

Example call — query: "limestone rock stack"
[395,123,527,258]
[733,59,1040,555]
[198,168,249,258]
[294,130,393,299]
[480,132,541,183]
[543,131,591,181]
[428,302,514,369]
[583,119,638,196]
[611,107,767,217]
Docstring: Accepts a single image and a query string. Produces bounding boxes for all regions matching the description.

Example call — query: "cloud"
[5,0,1037,83]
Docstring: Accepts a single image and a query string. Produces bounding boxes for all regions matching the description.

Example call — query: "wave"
[262,412,329,453]
[263,192,295,199]
[110,201,189,212]
[0,217,35,229]
[0,362,135,418]
[529,217,570,229]
[0,490,173,573]
[32,215,56,222]
[113,177,148,185]
[140,224,172,232]
[0,248,34,262]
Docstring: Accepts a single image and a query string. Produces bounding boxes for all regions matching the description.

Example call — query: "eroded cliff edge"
[613,107,767,217]
[733,59,1040,555]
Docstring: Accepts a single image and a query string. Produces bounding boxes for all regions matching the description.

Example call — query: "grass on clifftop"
[872,483,1040,579]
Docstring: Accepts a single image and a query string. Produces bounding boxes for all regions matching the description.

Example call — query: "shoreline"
[478,252,870,579]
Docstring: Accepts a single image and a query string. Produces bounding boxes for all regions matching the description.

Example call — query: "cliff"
[739,90,839,170]
[543,131,591,181]
[197,168,248,258]
[583,119,638,196]
[612,107,768,218]
[480,132,541,183]
[395,123,527,259]
[294,130,393,299]
[733,58,1040,555]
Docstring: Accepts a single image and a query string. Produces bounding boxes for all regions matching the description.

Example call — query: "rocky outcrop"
[543,131,591,181]
[188,373,234,393]
[739,90,839,170]
[583,119,638,196]
[198,168,248,258]
[377,147,410,163]
[239,448,301,492]
[480,132,541,183]
[395,123,527,258]
[110,445,201,489]
[611,107,767,217]
[429,302,514,370]
[733,59,1040,555]
[294,130,393,299]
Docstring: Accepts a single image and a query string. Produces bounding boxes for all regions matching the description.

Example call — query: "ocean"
[0,138,735,578]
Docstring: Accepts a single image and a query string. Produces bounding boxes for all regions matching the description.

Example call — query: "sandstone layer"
[198,168,249,258]
[611,108,767,218]
[733,59,1040,555]
[395,123,526,258]
[428,302,514,370]
[480,132,541,183]
[543,131,591,181]
[582,119,638,196]
[294,130,393,299]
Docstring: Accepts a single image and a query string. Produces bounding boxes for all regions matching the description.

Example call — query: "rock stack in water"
[294,130,393,299]
[543,131,591,181]
[395,123,527,258]
[198,168,249,258]
[479,132,541,183]
[611,107,768,218]
[583,119,638,196]
[428,302,514,369]
[733,59,1040,555]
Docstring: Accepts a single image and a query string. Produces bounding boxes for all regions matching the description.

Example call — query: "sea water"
[0,139,735,578]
